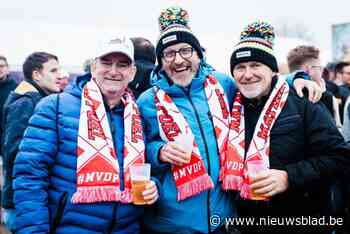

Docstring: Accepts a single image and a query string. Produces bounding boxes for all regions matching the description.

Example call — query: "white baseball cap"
[96,36,134,62]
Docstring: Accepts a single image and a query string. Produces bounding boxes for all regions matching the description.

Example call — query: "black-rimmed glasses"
[162,47,194,62]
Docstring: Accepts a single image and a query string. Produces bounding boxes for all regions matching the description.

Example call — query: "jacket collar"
[65,73,90,98]
[15,79,46,97]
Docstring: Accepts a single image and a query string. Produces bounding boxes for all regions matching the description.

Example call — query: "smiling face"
[161,43,200,87]
[232,61,274,99]
[91,52,136,106]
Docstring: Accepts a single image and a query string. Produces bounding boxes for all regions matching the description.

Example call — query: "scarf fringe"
[177,174,214,201]
[71,186,132,204]
[222,175,243,190]
[239,183,251,199]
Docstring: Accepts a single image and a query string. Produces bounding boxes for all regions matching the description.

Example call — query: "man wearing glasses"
[12,37,159,234]
[137,6,322,234]
[286,45,340,123]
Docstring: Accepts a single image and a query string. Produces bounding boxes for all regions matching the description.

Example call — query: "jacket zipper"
[184,88,212,234]
[50,192,68,234]
[107,109,118,233]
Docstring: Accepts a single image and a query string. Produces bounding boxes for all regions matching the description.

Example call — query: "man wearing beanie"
[137,6,322,234]
[138,6,235,234]
[228,21,350,234]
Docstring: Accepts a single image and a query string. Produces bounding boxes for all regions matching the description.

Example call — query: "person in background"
[0,55,17,146]
[58,69,70,91]
[0,55,17,232]
[287,45,341,127]
[82,58,94,74]
[333,62,350,124]
[334,62,350,87]
[324,62,336,83]
[1,52,61,233]
[128,37,156,99]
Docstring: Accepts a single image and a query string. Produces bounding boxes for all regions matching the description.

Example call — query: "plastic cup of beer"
[247,161,268,201]
[130,163,151,205]
[174,136,193,162]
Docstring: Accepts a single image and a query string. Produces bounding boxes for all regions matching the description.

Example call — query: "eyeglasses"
[310,65,323,71]
[162,47,194,62]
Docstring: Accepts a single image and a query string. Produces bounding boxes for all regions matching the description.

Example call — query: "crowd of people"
[1,5,350,234]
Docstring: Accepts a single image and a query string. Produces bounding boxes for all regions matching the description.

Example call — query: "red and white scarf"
[72,79,145,204]
[155,75,230,201]
[224,77,289,199]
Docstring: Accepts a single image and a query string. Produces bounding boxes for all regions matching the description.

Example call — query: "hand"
[293,79,322,103]
[250,169,289,198]
[159,142,191,166]
[142,180,159,205]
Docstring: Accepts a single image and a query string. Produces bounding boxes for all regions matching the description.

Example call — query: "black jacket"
[1,80,45,208]
[0,76,17,145]
[128,59,154,99]
[335,84,350,123]
[236,78,350,234]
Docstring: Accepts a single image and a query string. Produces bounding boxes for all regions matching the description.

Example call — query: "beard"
[239,84,265,99]
[169,64,195,87]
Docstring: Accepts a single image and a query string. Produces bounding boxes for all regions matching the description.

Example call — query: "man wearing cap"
[227,21,350,234]
[137,6,322,234]
[13,36,159,234]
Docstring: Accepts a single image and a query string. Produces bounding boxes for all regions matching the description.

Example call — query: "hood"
[65,73,91,98]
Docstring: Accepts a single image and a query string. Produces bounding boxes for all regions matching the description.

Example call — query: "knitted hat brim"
[156,30,203,65]
[230,47,278,76]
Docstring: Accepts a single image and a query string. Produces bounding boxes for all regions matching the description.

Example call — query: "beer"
[247,161,268,201]
[132,180,148,205]
[130,163,151,205]
[250,189,267,200]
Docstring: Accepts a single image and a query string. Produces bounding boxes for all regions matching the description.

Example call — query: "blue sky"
[1,0,350,73]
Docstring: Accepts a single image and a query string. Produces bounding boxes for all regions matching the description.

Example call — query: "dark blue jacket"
[1,80,45,209]
[0,76,17,147]
[13,74,143,234]
[128,59,154,99]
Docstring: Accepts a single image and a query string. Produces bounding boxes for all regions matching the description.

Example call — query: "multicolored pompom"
[158,6,190,32]
[240,21,275,46]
